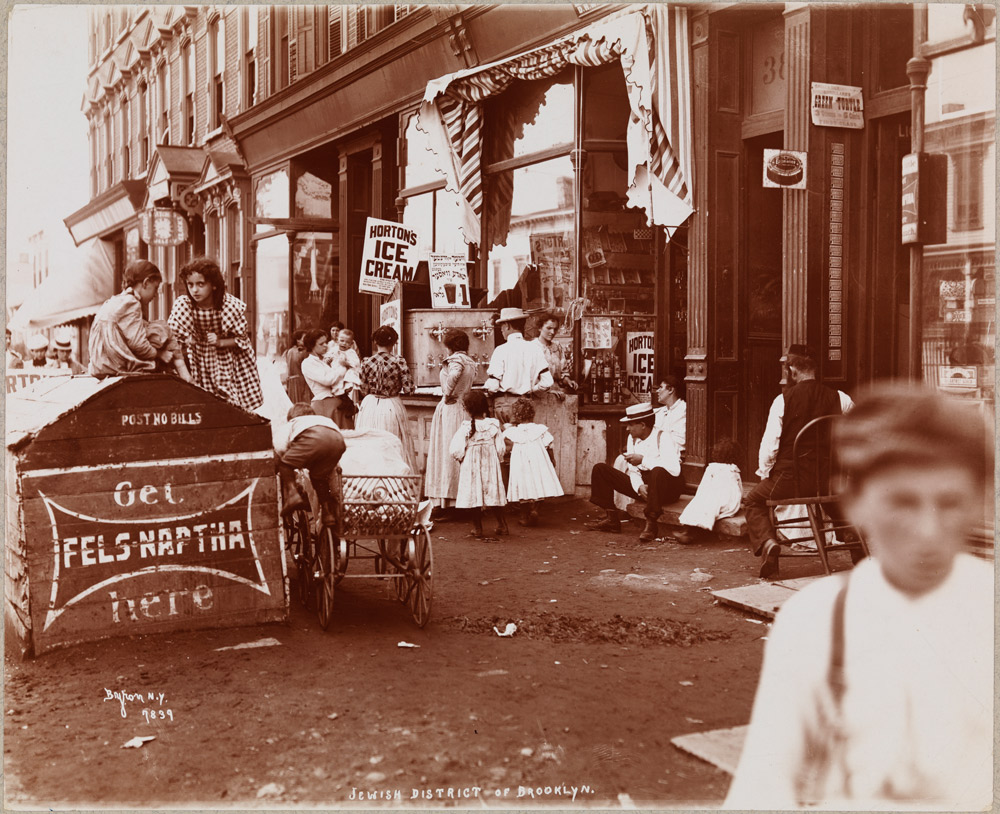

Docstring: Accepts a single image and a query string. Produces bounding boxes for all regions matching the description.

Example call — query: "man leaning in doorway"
[745,350,843,579]
[586,402,685,543]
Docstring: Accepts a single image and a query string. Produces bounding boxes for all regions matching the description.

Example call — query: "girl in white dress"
[502,397,563,526]
[449,390,508,538]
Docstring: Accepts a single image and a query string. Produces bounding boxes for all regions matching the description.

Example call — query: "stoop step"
[624,494,748,538]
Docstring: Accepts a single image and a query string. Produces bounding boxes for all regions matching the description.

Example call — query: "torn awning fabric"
[417,6,693,246]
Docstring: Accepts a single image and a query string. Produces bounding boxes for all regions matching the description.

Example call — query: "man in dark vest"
[744,351,842,578]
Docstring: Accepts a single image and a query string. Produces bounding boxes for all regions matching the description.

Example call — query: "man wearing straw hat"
[484,307,554,423]
[586,402,685,542]
[48,332,86,374]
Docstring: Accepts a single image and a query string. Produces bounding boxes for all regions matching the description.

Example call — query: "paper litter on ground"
[671,725,748,776]
[215,637,282,652]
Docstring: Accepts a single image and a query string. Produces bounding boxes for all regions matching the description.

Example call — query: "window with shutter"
[395,6,412,22]
[258,8,271,99]
[356,6,367,44]
[328,6,342,60]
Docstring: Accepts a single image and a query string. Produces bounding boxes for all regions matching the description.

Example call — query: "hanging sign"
[428,254,470,309]
[379,288,403,358]
[625,331,655,396]
[763,149,807,189]
[139,208,189,247]
[811,82,864,129]
[358,218,419,296]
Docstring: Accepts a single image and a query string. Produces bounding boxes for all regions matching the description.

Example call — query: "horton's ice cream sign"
[359,218,419,296]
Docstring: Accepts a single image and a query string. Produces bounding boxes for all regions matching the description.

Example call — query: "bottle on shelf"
[590,354,601,405]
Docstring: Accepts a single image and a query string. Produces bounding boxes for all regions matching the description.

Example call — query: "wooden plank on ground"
[712,581,801,620]
[671,725,748,776]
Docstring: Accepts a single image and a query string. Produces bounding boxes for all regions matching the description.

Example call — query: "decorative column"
[782,3,811,350]
[906,7,930,381]
[685,11,710,469]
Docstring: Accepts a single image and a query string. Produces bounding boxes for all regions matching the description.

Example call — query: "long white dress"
[503,422,563,502]
[450,418,506,508]
[424,352,477,507]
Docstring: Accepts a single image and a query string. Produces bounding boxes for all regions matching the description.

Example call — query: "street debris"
[535,569,552,574]
[327,713,339,720]
[121,736,156,749]
[493,622,517,637]
[690,569,713,583]
[256,783,285,798]
[397,641,420,648]
[369,755,384,765]
[476,669,510,677]
[453,612,732,647]
[685,717,704,724]
[618,792,637,808]
[215,637,282,652]
[744,618,764,625]
[364,772,386,782]
[679,680,695,686]
[520,747,534,757]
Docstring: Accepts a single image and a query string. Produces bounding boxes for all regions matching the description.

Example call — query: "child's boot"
[494,508,509,536]
[277,463,307,517]
[470,510,484,538]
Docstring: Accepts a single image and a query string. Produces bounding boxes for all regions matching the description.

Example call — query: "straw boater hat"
[28,334,48,352]
[53,332,72,351]
[620,403,656,423]
[495,307,529,325]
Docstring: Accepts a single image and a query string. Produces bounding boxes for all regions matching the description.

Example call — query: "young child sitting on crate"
[274,403,346,527]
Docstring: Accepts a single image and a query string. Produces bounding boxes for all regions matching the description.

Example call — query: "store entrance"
[741,132,784,476]
[341,148,374,355]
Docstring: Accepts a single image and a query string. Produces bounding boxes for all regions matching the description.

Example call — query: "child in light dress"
[324,327,362,407]
[502,397,563,526]
[674,438,743,543]
[449,390,508,538]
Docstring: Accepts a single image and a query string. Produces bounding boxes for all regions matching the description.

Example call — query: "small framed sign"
[763,149,807,189]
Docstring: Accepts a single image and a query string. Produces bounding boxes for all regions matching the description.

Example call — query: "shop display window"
[254,233,290,366]
[254,168,289,229]
[291,232,338,334]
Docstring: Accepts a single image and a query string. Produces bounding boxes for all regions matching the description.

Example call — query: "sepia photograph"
[3,2,996,810]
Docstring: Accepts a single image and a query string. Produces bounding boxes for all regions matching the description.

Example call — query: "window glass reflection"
[254,233,289,365]
[291,232,338,333]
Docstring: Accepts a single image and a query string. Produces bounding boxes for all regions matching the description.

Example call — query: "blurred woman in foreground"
[726,382,994,810]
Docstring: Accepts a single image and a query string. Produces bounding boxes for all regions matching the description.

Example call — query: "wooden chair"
[766,414,869,574]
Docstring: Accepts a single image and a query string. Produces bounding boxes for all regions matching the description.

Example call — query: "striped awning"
[418,6,693,245]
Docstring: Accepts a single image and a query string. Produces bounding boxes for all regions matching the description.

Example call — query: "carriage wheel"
[405,527,433,627]
[290,510,313,609]
[386,540,408,602]
[373,539,389,578]
[316,526,338,631]
[335,538,350,585]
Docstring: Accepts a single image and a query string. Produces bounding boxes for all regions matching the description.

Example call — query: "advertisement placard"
[625,331,655,396]
[810,82,864,129]
[428,254,470,309]
[379,295,403,357]
[358,218,419,296]
[763,149,808,189]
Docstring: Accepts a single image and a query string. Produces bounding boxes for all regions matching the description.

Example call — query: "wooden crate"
[5,375,287,656]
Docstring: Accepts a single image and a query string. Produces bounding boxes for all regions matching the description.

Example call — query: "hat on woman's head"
[620,402,656,423]
[496,307,528,325]
[28,334,48,351]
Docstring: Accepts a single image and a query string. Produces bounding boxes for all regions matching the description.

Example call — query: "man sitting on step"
[586,403,685,542]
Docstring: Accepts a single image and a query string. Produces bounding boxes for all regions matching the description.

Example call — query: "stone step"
[624,494,748,538]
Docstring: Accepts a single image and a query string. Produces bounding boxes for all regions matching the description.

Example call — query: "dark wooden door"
[340,149,374,355]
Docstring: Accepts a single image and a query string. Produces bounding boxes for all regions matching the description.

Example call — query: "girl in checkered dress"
[168,257,263,412]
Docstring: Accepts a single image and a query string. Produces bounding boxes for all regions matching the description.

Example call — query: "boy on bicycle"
[275,403,346,526]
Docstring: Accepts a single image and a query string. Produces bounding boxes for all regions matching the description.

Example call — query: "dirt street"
[4,497,834,809]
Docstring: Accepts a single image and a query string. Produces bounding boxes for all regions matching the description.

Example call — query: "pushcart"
[283,470,433,630]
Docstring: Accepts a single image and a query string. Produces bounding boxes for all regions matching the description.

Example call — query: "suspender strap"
[827,575,850,707]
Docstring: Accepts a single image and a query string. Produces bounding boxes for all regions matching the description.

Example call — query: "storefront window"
[254,168,289,228]
[483,155,575,308]
[400,112,469,258]
[254,233,290,365]
[508,75,573,158]
[294,172,333,219]
[291,232,338,333]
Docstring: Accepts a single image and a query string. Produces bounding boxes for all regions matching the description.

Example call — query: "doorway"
[741,131,784,474]
[341,149,374,354]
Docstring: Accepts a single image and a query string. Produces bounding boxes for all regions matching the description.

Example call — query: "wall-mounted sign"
[763,149,807,189]
[428,254,470,309]
[625,331,655,396]
[380,294,403,358]
[811,82,864,129]
[359,217,419,296]
[139,208,189,247]
[901,152,947,245]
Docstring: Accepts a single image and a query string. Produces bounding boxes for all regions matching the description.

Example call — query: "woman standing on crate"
[356,324,417,474]
[168,257,262,412]
[424,328,477,511]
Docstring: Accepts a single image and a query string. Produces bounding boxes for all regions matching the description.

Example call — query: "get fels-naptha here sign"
[359,218,420,296]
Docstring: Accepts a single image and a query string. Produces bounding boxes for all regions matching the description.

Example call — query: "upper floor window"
[183,42,195,145]
[137,82,148,170]
[242,7,258,108]
[120,96,130,179]
[953,148,985,232]
[157,61,170,145]
[210,16,225,128]
[103,113,113,187]
[274,6,289,91]
[328,6,343,60]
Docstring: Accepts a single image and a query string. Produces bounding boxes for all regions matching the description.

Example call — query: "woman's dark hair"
[659,375,684,398]
[444,328,470,353]
[710,438,743,468]
[291,330,308,347]
[123,259,162,289]
[509,397,535,425]
[372,324,399,348]
[179,257,226,309]
[303,329,328,354]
